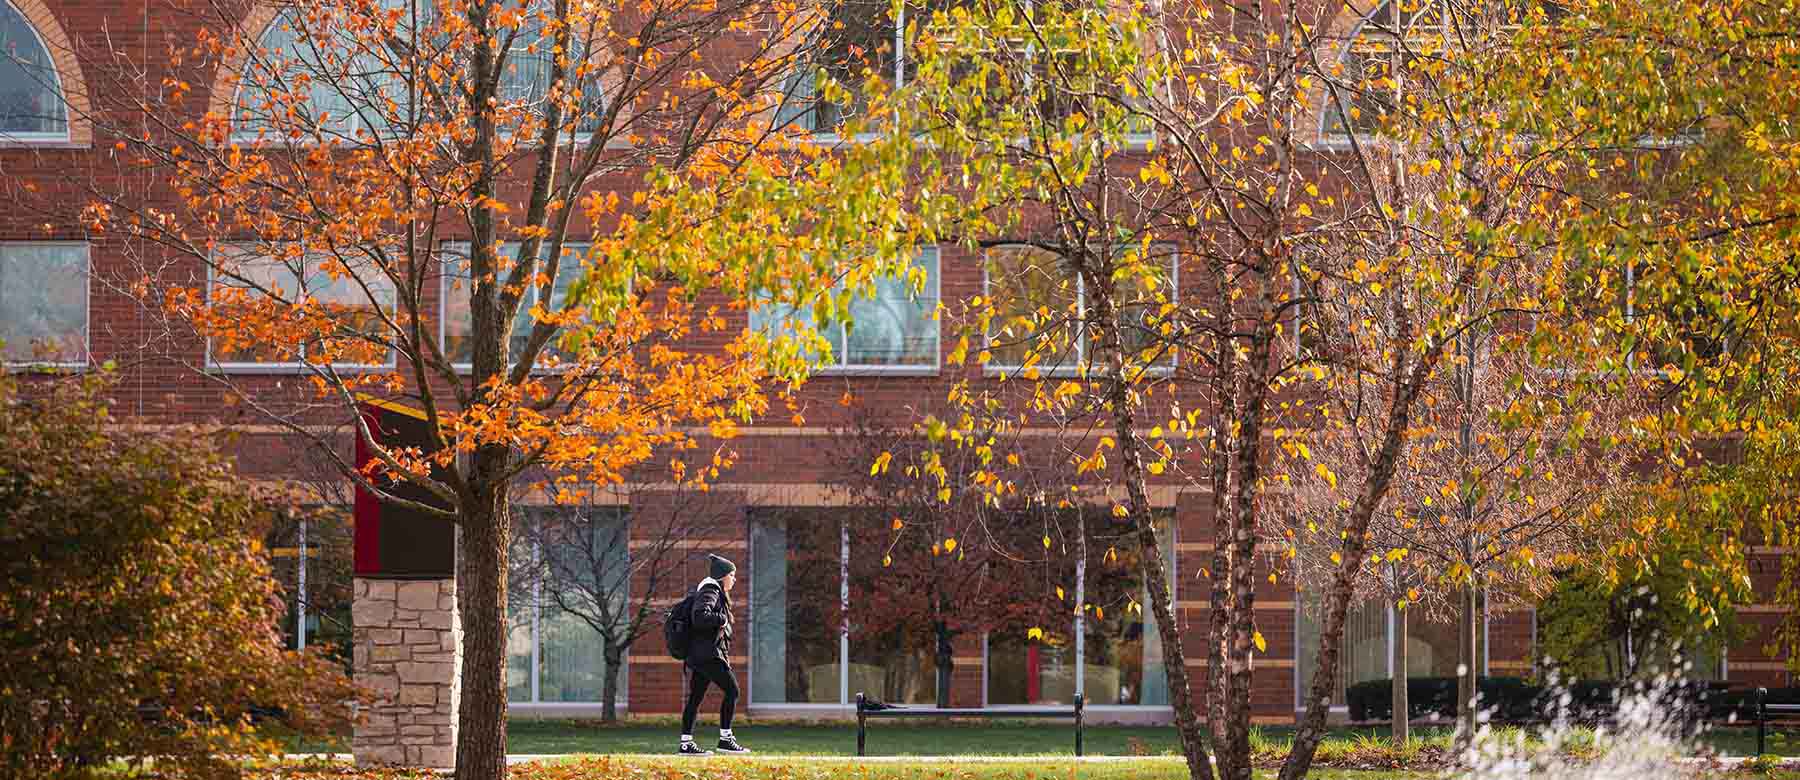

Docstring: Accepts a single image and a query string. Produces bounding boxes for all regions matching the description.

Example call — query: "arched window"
[233,1,605,142]
[233,5,396,141]
[1318,0,1447,141]
[0,0,68,139]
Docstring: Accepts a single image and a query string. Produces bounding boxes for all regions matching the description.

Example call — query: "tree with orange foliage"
[60,0,948,776]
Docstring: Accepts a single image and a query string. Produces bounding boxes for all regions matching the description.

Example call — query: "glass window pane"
[0,2,66,135]
[988,633,1076,705]
[538,607,605,701]
[1296,592,1388,708]
[750,509,843,703]
[507,519,537,703]
[211,247,304,364]
[441,244,475,365]
[750,297,842,366]
[985,244,1082,370]
[0,244,86,364]
[537,508,629,703]
[1083,513,1172,705]
[845,247,938,367]
[499,11,604,136]
[307,257,396,366]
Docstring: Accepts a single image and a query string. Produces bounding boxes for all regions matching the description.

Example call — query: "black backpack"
[663,591,698,661]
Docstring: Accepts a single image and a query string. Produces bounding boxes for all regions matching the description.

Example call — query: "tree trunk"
[935,622,953,709]
[1087,277,1216,780]
[602,637,623,723]
[454,477,511,780]
[1392,595,1408,746]
[1458,582,1478,737]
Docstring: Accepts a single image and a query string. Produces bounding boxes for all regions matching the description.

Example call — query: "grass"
[274,717,1800,762]
[254,754,1800,780]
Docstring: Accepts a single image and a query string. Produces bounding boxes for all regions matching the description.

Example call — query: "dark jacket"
[686,579,732,665]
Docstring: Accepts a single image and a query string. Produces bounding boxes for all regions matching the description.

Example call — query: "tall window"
[0,0,66,139]
[0,243,86,365]
[983,243,1175,374]
[748,247,940,372]
[208,244,396,369]
[440,241,590,369]
[749,509,846,704]
[987,510,1173,707]
[509,506,629,704]
[1294,587,1489,710]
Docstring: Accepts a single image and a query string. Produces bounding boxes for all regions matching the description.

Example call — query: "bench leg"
[857,693,867,757]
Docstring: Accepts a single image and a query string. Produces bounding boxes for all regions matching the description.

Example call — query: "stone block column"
[352,578,461,768]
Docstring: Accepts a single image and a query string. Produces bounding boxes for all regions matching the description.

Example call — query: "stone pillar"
[353,578,461,768]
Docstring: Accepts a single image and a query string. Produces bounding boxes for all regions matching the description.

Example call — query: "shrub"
[0,372,353,779]
[1345,677,1540,722]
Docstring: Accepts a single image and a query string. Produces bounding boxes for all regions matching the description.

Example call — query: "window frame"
[981,242,1179,377]
[205,243,398,374]
[0,0,71,144]
[0,240,89,368]
[438,239,596,375]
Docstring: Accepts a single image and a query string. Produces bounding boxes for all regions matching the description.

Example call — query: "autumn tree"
[830,0,1573,777]
[1289,323,1622,741]
[0,370,353,780]
[53,0,949,776]
[1496,0,1800,673]
[826,407,1074,707]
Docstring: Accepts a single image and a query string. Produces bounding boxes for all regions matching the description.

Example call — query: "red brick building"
[0,0,1791,732]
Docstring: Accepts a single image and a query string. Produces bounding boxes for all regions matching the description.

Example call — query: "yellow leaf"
[1027,626,1045,641]
[944,537,957,553]
[882,555,892,567]
[1043,535,1052,549]
[1148,461,1165,475]
[871,451,893,475]
[892,517,904,530]
[1315,463,1338,489]
[1112,504,1129,518]
[1095,606,1104,620]
[1056,586,1065,601]
[1253,631,1266,652]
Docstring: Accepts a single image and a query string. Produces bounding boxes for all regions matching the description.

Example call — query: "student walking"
[679,553,748,755]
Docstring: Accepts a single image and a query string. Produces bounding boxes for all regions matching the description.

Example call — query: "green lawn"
[500,719,1800,759]
[277,717,1800,760]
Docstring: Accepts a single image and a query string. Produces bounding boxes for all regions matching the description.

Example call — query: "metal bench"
[854,692,1085,757]
[1755,687,1800,756]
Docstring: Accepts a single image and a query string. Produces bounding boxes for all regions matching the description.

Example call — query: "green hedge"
[1345,677,1730,724]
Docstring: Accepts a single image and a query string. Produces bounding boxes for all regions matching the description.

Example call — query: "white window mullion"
[1074,539,1086,700]
[839,518,850,704]
[531,536,543,703]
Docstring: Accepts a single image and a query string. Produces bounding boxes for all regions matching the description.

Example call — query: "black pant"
[680,658,738,736]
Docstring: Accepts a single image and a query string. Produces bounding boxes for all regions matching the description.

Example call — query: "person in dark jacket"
[679,553,748,755]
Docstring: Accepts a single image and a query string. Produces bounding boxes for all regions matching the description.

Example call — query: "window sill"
[1,361,88,372]
[0,137,84,150]
[813,364,939,377]
[982,365,1176,379]
[210,363,397,375]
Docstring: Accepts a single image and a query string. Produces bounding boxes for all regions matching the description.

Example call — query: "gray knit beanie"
[708,553,737,579]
